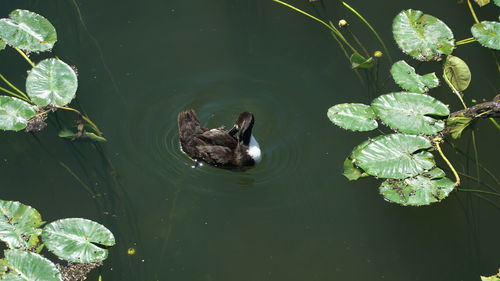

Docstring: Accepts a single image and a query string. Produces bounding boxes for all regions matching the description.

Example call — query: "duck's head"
[234,112,261,163]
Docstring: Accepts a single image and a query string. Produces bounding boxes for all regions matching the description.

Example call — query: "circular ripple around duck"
[121,72,305,195]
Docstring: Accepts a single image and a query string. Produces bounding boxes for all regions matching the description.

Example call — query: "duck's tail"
[177,109,204,142]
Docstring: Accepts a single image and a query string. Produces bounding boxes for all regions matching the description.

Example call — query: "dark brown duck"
[177,109,261,168]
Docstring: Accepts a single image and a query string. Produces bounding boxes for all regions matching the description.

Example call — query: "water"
[1,0,499,280]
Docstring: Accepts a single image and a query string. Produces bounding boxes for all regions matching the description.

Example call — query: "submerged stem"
[434,137,460,186]
[458,188,500,197]
[455,37,476,46]
[342,1,393,63]
[14,48,35,67]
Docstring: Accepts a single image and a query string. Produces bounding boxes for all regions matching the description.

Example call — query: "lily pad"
[0,200,43,250]
[393,9,455,61]
[350,53,376,69]
[471,21,500,50]
[443,55,471,92]
[0,250,62,281]
[42,218,115,263]
[371,92,450,135]
[474,0,490,6]
[447,116,474,139]
[495,0,500,7]
[0,40,5,51]
[0,9,57,52]
[0,96,37,131]
[343,157,368,181]
[352,133,435,179]
[390,60,439,93]
[379,168,455,206]
[327,103,378,132]
[26,58,78,107]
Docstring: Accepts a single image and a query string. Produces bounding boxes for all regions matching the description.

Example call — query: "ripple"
[121,72,306,195]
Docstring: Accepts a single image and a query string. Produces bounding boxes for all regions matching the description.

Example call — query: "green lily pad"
[443,55,471,92]
[495,0,500,7]
[471,21,500,50]
[390,60,439,93]
[350,53,376,69]
[0,250,62,281]
[393,9,455,61]
[0,40,5,51]
[0,9,57,52]
[352,134,435,179]
[447,116,474,139]
[481,269,500,281]
[371,92,450,135]
[42,218,115,263]
[0,200,43,250]
[26,58,78,107]
[343,157,368,181]
[379,168,455,206]
[327,103,378,132]
[0,96,37,131]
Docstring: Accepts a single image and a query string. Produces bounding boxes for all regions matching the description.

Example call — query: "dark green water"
[1,0,499,280]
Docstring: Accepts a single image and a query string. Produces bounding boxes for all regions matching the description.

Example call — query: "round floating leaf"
[0,200,43,250]
[393,9,455,61]
[390,60,439,93]
[371,92,450,135]
[26,58,78,107]
[0,96,37,131]
[379,168,455,206]
[0,250,62,281]
[471,21,500,50]
[0,40,5,51]
[327,103,378,132]
[443,55,471,92]
[0,9,57,52]
[352,133,435,179]
[42,218,115,263]
[495,0,500,6]
[343,157,368,181]
[350,53,376,69]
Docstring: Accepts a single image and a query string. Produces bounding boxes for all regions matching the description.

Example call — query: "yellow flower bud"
[338,19,348,27]
[374,51,383,58]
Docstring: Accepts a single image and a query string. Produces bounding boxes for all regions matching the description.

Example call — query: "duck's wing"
[196,145,234,166]
[178,109,205,142]
[198,129,238,149]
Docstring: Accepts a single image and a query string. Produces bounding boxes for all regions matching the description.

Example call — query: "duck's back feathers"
[178,109,259,168]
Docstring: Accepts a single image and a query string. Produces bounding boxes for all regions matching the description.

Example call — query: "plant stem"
[14,48,35,67]
[434,137,460,186]
[272,0,358,53]
[489,117,500,130]
[471,130,480,183]
[442,70,467,109]
[0,86,31,102]
[458,188,500,197]
[58,106,103,136]
[346,26,370,58]
[455,37,476,46]
[466,0,480,24]
[341,1,393,63]
[0,74,30,100]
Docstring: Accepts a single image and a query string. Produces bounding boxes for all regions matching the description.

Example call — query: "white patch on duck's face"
[247,135,262,163]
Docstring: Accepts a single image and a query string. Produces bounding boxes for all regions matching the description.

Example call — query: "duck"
[177,109,261,168]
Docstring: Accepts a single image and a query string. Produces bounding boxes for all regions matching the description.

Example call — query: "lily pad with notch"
[327,103,378,132]
[0,200,43,250]
[390,60,439,93]
[471,21,500,50]
[42,218,115,263]
[371,92,450,135]
[392,9,455,61]
[0,9,57,52]
[352,133,436,179]
[0,249,62,281]
[0,96,37,131]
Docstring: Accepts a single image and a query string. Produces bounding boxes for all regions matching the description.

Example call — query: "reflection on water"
[1,0,499,280]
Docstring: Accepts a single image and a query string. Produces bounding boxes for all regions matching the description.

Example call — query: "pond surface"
[1,0,499,280]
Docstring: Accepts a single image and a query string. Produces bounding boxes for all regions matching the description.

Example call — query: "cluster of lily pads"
[0,9,104,141]
[0,199,115,281]
[328,7,500,206]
